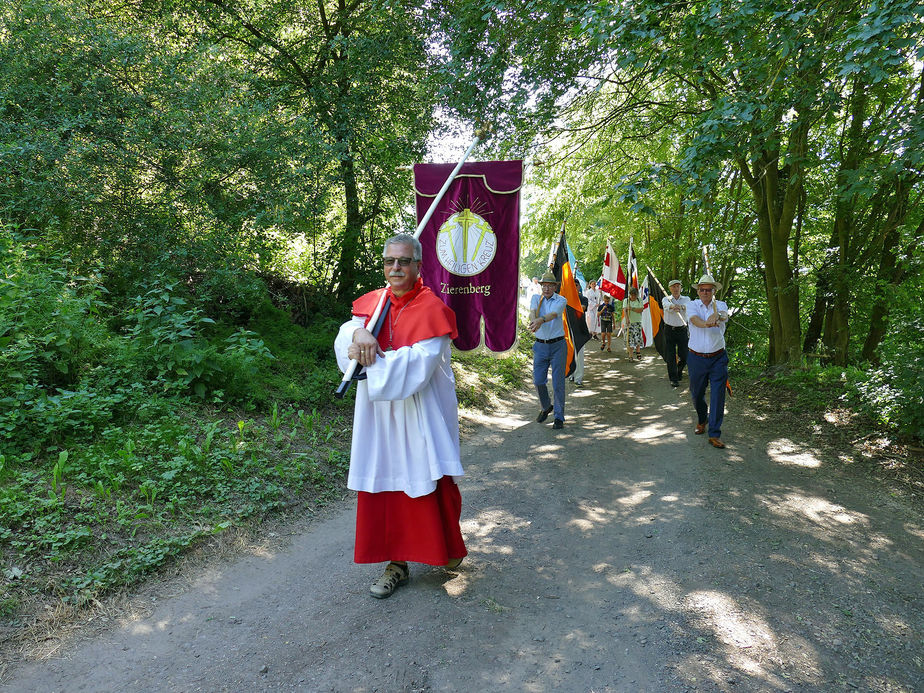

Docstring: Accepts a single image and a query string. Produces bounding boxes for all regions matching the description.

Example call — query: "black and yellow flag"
[551,229,591,377]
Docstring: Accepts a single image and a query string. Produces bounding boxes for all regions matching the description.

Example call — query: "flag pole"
[335,136,481,398]
[702,246,719,321]
[647,265,686,326]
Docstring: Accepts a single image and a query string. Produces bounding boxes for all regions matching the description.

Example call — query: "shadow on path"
[2,347,923,692]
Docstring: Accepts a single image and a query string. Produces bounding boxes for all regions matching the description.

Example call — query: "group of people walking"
[529,272,730,452]
[333,236,729,601]
[581,281,647,360]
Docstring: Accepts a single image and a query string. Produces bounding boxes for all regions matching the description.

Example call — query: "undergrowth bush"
[854,311,924,438]
[123,277,274,399]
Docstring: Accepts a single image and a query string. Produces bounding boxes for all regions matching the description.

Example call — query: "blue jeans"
[533,339,566,421]
[687,350,728,438]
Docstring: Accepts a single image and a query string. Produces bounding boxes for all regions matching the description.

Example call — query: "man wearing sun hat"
[528,271,568,429]
[661,279,690,388]
[687,274,730,449]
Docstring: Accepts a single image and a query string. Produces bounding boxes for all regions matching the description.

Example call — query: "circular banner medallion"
[435,208,497,277]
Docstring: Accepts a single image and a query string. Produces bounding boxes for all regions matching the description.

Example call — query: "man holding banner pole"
[334,233,467,598]
[332,137,484,599]
[529,272,568,429]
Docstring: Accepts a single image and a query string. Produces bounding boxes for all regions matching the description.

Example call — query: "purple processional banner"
[414,160,523,352]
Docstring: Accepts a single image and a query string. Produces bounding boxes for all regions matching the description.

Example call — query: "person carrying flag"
[662,279,691,388]
[333,233,467,598]
[687,274,730,449]
[528,271,568,429]
[623,287,645,360]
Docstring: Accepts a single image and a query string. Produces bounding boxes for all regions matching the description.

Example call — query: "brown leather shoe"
[708,437,725,449]
[694,423,706,435]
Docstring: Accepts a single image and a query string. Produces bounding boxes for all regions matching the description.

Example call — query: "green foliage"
[123,277,274,399]
[0,404,351,606]
[453,325,531,410]
[854,302,924,437]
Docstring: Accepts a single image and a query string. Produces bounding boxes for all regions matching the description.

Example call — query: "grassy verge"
[0,323,533,658]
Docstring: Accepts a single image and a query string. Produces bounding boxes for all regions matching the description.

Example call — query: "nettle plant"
[123,278,274,400]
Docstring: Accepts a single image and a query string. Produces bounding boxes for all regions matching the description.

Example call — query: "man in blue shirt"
[529,271,568,429]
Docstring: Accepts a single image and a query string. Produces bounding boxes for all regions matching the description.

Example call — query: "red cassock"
[350,279,467,565]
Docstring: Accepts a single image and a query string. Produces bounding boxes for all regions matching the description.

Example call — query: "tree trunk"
[826,76,869,365]
[803,264,830,354]
[335,152,363,302]
[741,144,803,365]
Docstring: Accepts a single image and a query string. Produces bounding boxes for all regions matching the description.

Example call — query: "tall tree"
[437,0,924,365]
[165,0,443,299]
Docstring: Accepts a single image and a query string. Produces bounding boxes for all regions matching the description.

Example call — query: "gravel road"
[2,348,922,692]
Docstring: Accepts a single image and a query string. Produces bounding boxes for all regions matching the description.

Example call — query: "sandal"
[370,562,409,599]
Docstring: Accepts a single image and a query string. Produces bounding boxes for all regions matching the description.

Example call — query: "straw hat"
[693,274,722,291]
[539,271,559,284]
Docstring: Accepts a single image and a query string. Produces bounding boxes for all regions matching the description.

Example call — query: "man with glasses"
[687,274,730,449]
[334,233,466,599]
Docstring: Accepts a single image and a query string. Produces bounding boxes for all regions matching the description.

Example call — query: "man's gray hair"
[383,234,422,261]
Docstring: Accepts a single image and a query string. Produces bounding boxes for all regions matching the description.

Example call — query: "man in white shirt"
[661,279,691,388]
[334,234,466,598]
[686,274,730,449]
[529,271,568,429]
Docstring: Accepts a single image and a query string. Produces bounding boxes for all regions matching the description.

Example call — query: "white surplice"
[334,317,463,498]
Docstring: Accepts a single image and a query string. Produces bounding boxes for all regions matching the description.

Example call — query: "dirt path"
[2,348,923,692]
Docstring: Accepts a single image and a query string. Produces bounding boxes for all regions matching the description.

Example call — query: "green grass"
[0,316,530,630]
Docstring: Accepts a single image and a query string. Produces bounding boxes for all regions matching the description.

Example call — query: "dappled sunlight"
[874,612,914,638]
[189,567,225,594]
[605,564,684,612]
[766,438,822,468]
[128,622,157,635]
[625,420,681,442]
[531,443,565,459]
[441,570,472,597]
[903,521,924,542]
[614,488,653,508]
[485,413,535,430]
[679,590,805,688]
[245,545,278,560]
[590,563,828,689]
[762,493,870,529]
[461,508,529,557]
[683,591,776,651]
[566,499,620,534]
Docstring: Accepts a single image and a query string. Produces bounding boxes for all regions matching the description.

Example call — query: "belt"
[689,348,725,358]
[666,324,688,330]
[535,336,564,344]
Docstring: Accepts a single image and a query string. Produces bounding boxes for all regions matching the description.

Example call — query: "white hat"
[694,274,722,291]
[667,279,682,287]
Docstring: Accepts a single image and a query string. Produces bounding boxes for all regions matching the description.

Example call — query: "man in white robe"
[334,233,466,599]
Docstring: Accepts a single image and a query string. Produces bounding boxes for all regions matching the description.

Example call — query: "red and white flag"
[599,240,626,300]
